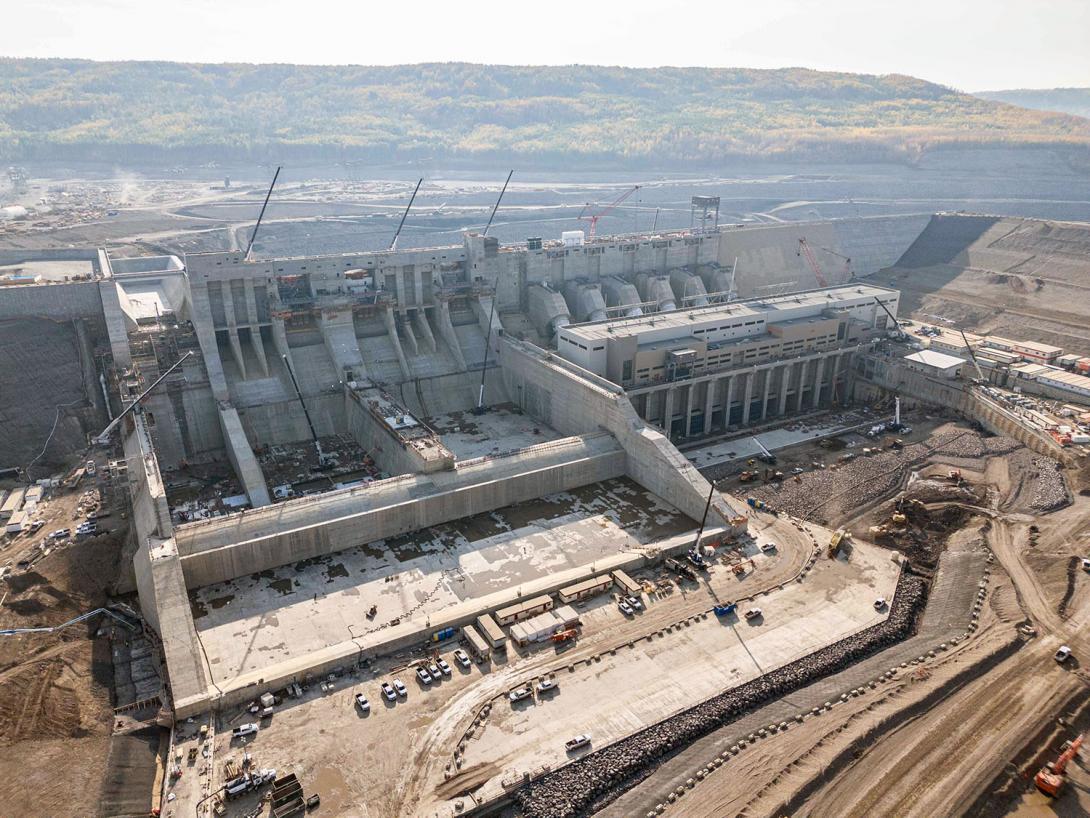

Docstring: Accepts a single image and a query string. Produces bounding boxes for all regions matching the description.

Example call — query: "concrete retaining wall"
[0,279,105,323]
[175,433,625,588]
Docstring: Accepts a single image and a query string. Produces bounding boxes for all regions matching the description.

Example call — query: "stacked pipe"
[514,573,928,818]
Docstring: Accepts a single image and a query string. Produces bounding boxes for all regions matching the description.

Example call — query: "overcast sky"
[4,0,1088,91]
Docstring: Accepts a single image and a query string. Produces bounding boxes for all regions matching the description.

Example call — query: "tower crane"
[1035,733,1083,797]
[578,185,640,238]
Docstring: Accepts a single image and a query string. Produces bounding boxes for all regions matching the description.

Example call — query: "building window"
[622,361,633,381]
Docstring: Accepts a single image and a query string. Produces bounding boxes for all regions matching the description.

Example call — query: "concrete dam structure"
[1,211,935,716]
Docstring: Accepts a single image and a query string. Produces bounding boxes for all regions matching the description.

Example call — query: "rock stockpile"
[514,574,928,818]
[1006,449,1069,512]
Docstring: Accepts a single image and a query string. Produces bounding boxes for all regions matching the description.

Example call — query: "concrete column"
[795,359,808,413]
[724,376,735,430]
[227,327,247,380]
[414,309,437,353]
[683,384,695,437]
[760,368,773,420]
[414,268,424,306]
[221,280,238,328]
[778,363,792,416]
[434,301,468,371]
[383,306,413,380]
[663,387,676,438]
[703,379,716,435]
[830,353,844,405]
[399,316,420,356]
[811,356,827,410]
[741,370,754,426]
[243,279,269,376]
[219,406,271,507]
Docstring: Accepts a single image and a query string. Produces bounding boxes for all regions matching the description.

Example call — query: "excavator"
[1035,732,1083,797]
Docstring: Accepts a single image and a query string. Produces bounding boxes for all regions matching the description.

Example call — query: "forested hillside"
[2,60,1089,166]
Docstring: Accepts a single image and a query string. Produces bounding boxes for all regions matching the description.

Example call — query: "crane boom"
[245,166,281,259]
[94,351,194,445]
[797,238,828,287]
[578,185,640,238]
[483,170,514,236]
[871,296,903,337]
[958,328,987,382]
[389,178,423,251]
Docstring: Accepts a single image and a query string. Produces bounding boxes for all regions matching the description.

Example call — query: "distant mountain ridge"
[2,59,1089,167]
[975,88,1090,120]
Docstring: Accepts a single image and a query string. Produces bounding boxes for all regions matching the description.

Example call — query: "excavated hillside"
[870,214,1090,355]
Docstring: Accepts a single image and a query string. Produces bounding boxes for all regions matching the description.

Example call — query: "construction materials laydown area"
[5,205,1090,817]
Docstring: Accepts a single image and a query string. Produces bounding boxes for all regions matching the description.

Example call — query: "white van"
[232,723,259,738]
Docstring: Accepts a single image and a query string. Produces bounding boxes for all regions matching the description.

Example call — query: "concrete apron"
[184,524,728,718]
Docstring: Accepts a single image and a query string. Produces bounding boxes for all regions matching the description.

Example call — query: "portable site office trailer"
[558,574,612,603]
[463,624,492,658]
[494,594,553,626]
[475,614,507,650]
[5,509,27,534]
[0,486,26,521]
[612,569,641,596]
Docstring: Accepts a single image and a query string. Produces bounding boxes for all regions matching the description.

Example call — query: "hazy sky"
[4,0,1088,90]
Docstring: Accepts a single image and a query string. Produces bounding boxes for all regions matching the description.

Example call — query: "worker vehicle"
[354,693,370,713]
[744,608,763,621]
[625,595,643,611]
[416,667,433,685]
[232,723,259,738]
[565,734,592,751]
[225,775,254,799]
[508,687,532,703]
[393,679,407,697]
[713,603,737,617]
[551,628,578,644]
[618,601,634,616]
[453,649,472,669]
[760,542,777,553]
[791,467,804,475]
[739,470,757,483]
[436,658,452,676]
[537,677,558,694]
[48,528,70,540]
[874,598,887,611]
[1055,645,1072,663]
[380,682,397,701]
[28,519,44,531]
[1035,733,1084,797]
[427,662,441,678]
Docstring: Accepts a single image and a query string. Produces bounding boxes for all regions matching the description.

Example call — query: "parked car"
[48,529,69,540]
[618,601,634,616]
[453,649,472,669]
[744,608,763,621]
[537,677,558,694]
[416,666,433,685]
[393,679,407,697]
[232,723,259,738]
[1055,646,1072,664]
[760,542,777,553]
[436,658,452,676]
[791,467,805,475]
[565,734,592,751]
[354,693,370,712]
[380,682,397,702]
[427,662,441,678]
[625,595,643,611]
[508,687,532,703]
[874,598,887,611]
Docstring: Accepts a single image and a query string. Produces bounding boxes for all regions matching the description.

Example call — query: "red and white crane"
[798,237,853,287]
[578,185,640,238]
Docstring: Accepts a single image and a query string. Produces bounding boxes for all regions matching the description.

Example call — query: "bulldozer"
[1035,733,1083,797]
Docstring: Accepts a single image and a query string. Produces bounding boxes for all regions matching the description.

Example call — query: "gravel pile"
[1007,449,1069,512]
[514,574,928,818]
[904,479,978,505]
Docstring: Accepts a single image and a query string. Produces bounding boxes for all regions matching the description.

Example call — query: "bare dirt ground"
[648,425,1090,818]
[0,475,131,817]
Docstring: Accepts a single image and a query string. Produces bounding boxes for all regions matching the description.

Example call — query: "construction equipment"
[1035,733,1083,797]
[752,437,777,465]
[872,297,905,339]
[947,469,962,484]
[797,238,829,288]
[739,470,757,483]
[94,352,195,445]
[483,170,514,236]
[578,185,640,238]
[958,328,987,384]
[551,628,577,644]
[891,512,907,527]
[281,354,333,468]
[245,166,280,260]
[389,178,423,251]
[828,529,850,559]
